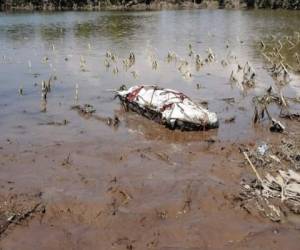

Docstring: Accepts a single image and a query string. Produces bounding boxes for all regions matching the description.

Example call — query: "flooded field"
[0,9,300,249]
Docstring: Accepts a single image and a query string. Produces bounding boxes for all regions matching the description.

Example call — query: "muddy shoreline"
[0,130,300,249]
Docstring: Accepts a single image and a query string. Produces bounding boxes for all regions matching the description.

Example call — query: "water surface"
[0,10,300,144]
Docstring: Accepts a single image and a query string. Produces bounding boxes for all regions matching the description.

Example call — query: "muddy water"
[0,10,300,249]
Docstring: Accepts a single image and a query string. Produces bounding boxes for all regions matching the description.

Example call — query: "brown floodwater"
[0,9,300,249]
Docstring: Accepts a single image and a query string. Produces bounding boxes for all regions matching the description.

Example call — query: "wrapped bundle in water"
[116,85,219,131]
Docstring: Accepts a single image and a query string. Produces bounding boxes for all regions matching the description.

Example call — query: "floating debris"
[38,120,69,126]
[229,70,238,82]
[188,43,193,57]
[129,52,135,64]
[195,54,204,69]
[166,51,177,62]
[221,59,228,67]
[71,104,96,115]
[205,48,215,62]
[252,87,289,132]
[46,76,52,92]
[18,86,23,96]
[221,97,235,104]
[104,58,110,68]
[41,80,48,100]
[258,33,300,81]
[152,60,158,70]
[112,66,119,75]
[74,84,79,102]
[80,56,86,71]
[42,56,49,63]
[131,71,138,79]
[106,50,112,58]
[242,61,256,87]
[280,111,300,121]
[224,116,236,124]
[106,115,120,127]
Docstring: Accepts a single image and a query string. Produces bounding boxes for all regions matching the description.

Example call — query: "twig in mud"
[0,202,45,236]
[62,153,71,166]
[155,209,168,220]
[260,40,266,51]
[179,183,193,215]
[112,237,135,250]
[279,90,288,108]
[109,186,132,206]
[106,186,132,216]
[118,189,132,205]
[146,232,160,248]
[154,152,169,163]
[243,152,263,184]
[109,176,117,184]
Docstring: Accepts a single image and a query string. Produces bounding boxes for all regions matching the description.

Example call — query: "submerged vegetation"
[1,0,300,10]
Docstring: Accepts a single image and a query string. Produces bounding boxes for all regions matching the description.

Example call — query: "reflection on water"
[2,24,35,42]
[40,25,66,41]
[0,10,300,144]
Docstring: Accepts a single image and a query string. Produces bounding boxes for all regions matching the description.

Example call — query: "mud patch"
[0,192,45,237]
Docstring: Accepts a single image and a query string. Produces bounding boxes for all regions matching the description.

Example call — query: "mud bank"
[0,131,300,249]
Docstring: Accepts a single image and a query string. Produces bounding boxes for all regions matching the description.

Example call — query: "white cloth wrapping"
[117,85,218,127]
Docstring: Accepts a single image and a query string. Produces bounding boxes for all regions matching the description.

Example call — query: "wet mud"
[0,127,300,249]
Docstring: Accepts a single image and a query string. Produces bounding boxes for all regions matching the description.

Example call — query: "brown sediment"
[0,126,300,249]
